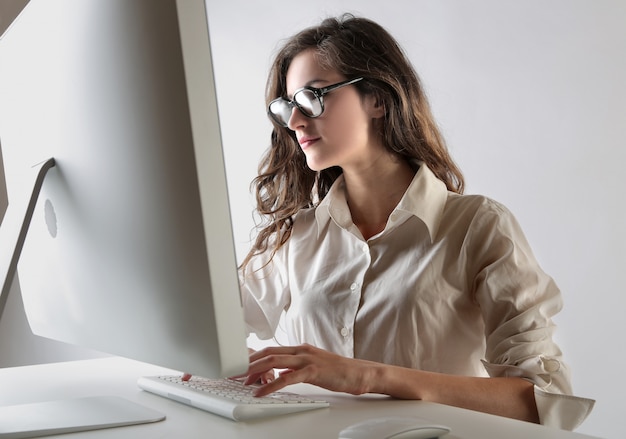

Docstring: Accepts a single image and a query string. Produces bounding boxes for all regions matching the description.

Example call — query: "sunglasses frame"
[268,77,364,127]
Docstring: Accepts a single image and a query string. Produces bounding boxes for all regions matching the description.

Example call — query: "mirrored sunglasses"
[268,77,364,128]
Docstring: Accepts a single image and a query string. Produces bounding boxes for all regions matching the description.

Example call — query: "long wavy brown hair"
[241,14,464,272]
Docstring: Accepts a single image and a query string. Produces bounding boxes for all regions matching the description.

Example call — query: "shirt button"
[340,327,350,337]
[541,358,561,373]
[350,282,359,292]
[361,243,368,253]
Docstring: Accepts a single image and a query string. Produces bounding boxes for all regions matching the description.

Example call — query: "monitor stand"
[0,157,55,319]
[0,157,166,437]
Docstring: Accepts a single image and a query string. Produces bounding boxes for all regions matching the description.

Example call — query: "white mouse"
[338,416,450,439]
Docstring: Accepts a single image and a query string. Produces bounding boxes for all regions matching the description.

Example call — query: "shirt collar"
[314,163,449,242]
[315,174,358,236]
[394,163,448,241]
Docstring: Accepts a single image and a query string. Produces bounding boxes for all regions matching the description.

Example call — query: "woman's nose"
[287,106,307,131]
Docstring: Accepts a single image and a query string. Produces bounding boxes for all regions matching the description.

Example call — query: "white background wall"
[209,2,625,438]
[1,1,624,438]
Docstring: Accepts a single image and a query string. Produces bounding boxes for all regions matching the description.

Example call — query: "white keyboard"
[137,375,329,421]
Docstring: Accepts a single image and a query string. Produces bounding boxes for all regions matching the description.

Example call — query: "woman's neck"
[343,156,416,240]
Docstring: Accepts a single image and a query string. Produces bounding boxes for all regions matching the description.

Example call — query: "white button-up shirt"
[241,163,594,430]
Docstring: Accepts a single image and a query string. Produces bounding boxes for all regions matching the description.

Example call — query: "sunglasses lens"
[268,89,324,127]
[269,99,293,126]
[294,89,322,117]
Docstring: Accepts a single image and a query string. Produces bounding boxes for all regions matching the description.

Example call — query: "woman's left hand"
[244,343,380,397]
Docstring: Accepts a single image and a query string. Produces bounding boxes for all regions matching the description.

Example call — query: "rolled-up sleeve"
[472,200,595,430]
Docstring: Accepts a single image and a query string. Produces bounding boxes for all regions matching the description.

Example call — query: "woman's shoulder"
[289,206,319,237]
[446,191,513,218]
[292,206,317,226]
[441,192,523,239]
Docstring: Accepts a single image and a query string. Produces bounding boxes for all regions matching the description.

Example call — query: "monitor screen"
[0,0,249,379]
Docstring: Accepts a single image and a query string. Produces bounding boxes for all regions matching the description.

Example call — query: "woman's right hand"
[181,348,276,384]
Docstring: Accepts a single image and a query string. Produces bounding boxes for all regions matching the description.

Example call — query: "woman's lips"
[298,136,320,150]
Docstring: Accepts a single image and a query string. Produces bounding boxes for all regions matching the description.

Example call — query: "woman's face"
[284,50,384,173]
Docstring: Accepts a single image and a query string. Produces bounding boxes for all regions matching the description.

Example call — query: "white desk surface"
[0,357,600,439]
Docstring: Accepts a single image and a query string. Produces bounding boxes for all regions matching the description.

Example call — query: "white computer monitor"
[0,0,249,383]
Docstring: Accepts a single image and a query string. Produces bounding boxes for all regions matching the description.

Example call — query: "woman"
[237,14,593,430]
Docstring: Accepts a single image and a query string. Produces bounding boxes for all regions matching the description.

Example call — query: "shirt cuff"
[534,386,595,431]
[482,357,595,430]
